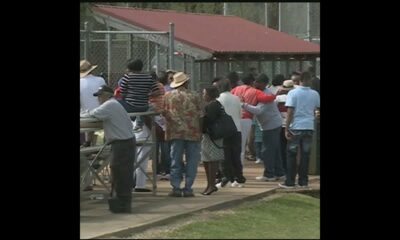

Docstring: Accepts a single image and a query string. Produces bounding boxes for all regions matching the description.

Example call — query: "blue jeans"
[170,139,201,194]
[262,127,284,178]
[156,141,171,174]
[285,130,314,186]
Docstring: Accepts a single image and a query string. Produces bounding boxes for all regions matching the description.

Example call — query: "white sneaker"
[231,180,243,188]
[161,174,170,180]
[278,183,295,189]
[255,158,262,164]
[275,175,286,181]
[255,176,276,181]
[216,181,231,189]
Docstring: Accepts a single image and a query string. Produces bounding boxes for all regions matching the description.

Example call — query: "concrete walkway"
[80,161,320,239]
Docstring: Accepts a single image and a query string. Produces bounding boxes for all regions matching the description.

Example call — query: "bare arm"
[285,107,294,140]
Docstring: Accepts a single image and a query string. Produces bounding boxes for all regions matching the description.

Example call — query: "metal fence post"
[155,44,159,75]
[106,25,112,85]
[191,56,195,90]
[83,22,88,59]
[127,34,132,60]
[169,23,175,70]
[147,39,151,72]
[272,60,276,78]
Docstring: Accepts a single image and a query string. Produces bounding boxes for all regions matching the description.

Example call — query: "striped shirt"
[119,72,158,107]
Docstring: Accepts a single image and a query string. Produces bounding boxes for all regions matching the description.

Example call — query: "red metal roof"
[92,5,320,55]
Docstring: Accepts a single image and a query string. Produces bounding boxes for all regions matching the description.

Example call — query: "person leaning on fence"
[118,58,158,132]
[162,72,203,197]
[80,59,106,147]
[81,85,136,213]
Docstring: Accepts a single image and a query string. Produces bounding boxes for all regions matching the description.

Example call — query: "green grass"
[166,193,320,239]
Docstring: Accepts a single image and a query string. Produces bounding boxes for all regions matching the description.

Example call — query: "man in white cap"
[80,59,106,147]
[162,72,203,197]
[81,85,136,213]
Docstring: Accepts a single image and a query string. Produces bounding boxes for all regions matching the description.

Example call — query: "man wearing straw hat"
[162,72,203,197]
[80,59,106,147]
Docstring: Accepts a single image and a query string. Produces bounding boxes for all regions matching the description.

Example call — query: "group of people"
[80,58,320,214]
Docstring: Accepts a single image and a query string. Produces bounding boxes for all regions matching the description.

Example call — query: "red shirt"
[231,85,276,119]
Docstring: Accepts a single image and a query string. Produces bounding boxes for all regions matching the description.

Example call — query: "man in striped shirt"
[118,59,158,129]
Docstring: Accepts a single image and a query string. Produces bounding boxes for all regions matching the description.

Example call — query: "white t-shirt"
[80,74,106,113]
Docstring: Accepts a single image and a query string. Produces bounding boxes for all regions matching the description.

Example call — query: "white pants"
[240,119,253,165]
[134,145,151,188]
[132,120,152,189]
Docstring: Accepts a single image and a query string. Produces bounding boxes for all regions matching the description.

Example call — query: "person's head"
[126,59,143,72]
[203,85,220,102]
[93,85,114,104]
[157,71,169,85]
[300,71,312,86]
[291,71,301,85]
[241,74,255,86]
[170,72,190,89]
[166,69,176,84]
[272,74,285,86]
[227,71,239,88]
[254,74,269,90]
[80,59,98,78]
[216,78,231,93]
[212,77,222,86]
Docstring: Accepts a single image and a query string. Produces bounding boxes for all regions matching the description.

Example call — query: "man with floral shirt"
[162,72,203,197]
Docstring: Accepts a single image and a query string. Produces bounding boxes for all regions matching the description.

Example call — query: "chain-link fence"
[80,26,173,89]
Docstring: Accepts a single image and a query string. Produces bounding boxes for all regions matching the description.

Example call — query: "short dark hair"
[272,74,285,86]
[157,71,168,85]
[216,78,231,93]
[255,74,270,84]
[300,71,312,82]
[127,59,143,71]
[212,77,222,84]
[205,86,220,99]
[241,74,255,85]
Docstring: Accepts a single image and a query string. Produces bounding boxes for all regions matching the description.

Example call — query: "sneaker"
[255,158,262,164]
[133,126,142,133]
[275,175,286,181]
[168,191,182,197]
[236,176,246,184]
[255,176,276,181]
[183,192,195,197]
[134,188,152,192]
[278,183,295,189]
[297,185,311,189]
[231,180,243,188]
[216,178,231,189]
[160,174,170,180]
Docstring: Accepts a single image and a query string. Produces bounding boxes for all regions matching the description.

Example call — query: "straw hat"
[166,69,177,74]
[170,72,189,88]
[282,80,294,89]
[80,60,98,78]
